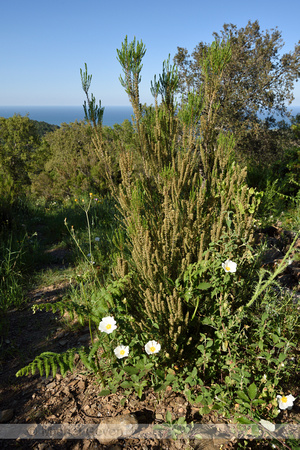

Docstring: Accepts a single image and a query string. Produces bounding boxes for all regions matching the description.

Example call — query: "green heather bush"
[17,38,299,438]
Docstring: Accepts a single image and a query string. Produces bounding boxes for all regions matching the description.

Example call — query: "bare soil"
[0,226,299,450]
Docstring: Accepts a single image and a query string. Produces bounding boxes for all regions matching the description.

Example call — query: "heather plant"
[16,38,299,441]
[83,37,263,359]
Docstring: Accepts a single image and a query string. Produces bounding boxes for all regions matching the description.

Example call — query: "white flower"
[222,259,237,273]
[114,345,129,359]
[98,316,117,334]
[95,237,100,242]
[145,340,161,355]
[277,394,296,410]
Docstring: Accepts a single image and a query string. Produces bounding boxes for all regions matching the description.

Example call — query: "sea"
[0,105,299,128]
[0,105,134,127]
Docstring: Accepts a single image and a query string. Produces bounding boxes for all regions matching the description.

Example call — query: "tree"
[174,20,300,162]
[0,114,41,196]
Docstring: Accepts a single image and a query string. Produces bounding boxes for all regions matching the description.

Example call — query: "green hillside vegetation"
[1,23,300,447]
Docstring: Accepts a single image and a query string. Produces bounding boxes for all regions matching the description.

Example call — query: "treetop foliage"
[174,20,300,158]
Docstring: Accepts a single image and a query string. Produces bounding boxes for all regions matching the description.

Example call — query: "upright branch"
[80,64,116,193]
[80,63,105,129]
[150,55,179,112]
[116,36,146,129]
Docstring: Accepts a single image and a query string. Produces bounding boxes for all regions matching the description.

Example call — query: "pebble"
[96,413,138,444]
[46,381,56,390]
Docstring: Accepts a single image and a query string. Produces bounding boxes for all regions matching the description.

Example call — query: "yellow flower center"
[106,324,111,330]
[225,266,231,271]
[281,396,287,403]
[150,346,156,353]
[120,349,125,356]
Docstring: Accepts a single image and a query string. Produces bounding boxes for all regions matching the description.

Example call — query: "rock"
[46,381,56,390]
[0,409,14,423]
[95,413,138,444]
[78,379,86,391]
[78,333,91,343]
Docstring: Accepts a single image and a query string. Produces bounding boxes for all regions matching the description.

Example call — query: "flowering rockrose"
[98,316,117,334]
[222,259,237,273]
[114,345,129,359]
[145,340,161,355]
[277,394,296,410]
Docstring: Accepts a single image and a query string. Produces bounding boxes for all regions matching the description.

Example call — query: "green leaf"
[123,366,139,375]
[165,410,172,423]
[278,353,287,363]
[206,339,214,348]
[98,389,110,396]
[247,383,258,401]
[237,417,254,424]
[194,395,203,404]
[197,282,211,290]
[237,391,250,402]
[194,434,203,440]
[136,385,143,399]
[199,406,210,415]
[252,399,265,406]
[120,380,132,389]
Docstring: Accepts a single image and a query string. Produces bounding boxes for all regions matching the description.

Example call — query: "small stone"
[96,413,138,444]
[0,409,14,423]
[78,380,86,391]
[155,413,164,421]
[46,381,56,390]
[78,333,91,343]
[58,339,68,346]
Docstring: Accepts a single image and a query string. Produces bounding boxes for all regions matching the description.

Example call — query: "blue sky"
[1,0,300,106]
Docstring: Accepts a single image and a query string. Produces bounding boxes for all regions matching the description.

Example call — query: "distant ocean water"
[0,105,133,127]
[0,105,299,127]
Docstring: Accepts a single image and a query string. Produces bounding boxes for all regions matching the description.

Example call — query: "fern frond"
[16,349,77,379]
[77,347,97,372]
[32,300,89,324]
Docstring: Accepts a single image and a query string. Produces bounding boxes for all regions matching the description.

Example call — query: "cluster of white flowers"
[98,316,161,359]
